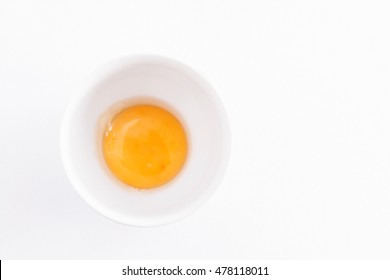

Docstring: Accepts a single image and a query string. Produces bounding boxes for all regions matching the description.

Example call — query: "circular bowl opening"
[60,55,230,226]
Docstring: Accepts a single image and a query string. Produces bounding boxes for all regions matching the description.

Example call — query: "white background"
[1,0,390,259]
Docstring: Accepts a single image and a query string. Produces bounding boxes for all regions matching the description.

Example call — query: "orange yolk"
[102,104,188,189]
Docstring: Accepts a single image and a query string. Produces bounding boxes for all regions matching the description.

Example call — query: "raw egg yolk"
[102,105,188,189]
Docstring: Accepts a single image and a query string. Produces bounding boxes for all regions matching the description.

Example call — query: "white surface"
[61,56,230,226]
[1,0,390,259]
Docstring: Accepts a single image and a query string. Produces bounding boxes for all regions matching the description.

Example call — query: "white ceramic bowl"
[60,55,230,226]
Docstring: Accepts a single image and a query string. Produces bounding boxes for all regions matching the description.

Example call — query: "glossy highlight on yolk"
[102,104,188,189]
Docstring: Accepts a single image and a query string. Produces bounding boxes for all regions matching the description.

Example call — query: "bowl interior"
[61,56,230,226]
